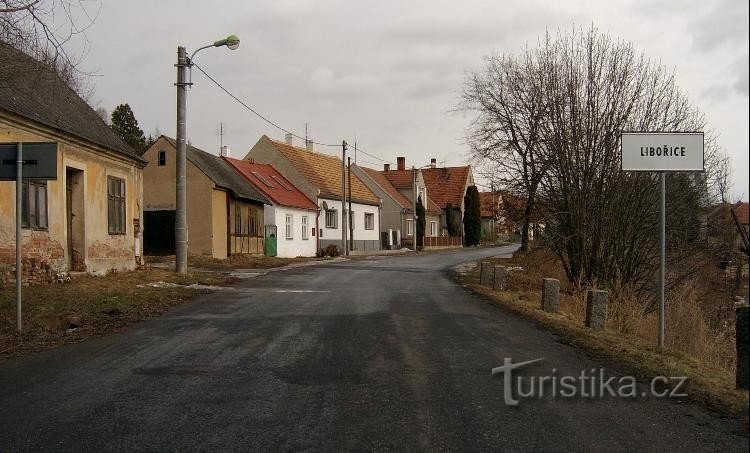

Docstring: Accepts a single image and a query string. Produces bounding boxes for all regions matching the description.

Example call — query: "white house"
[224,157,319,257]
[244,134,382,253]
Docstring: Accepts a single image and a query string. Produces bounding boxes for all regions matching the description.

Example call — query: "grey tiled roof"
[162,136,270,205]
[0,41,143,163]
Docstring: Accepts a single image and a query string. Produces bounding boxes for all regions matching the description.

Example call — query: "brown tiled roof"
[479,192,501,218]
[381,169,414,190]
[360,166,412,209]
[421,166,472,208]
[0,41,143,163]
[267,139,380,205]
[161,136,270,205]
[425,197,443,215]
[733,202,749,225]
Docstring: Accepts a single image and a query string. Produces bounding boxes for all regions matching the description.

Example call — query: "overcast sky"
[73,0,747,198]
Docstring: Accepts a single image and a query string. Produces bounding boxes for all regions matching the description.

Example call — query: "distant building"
[223,157,319,258]
[420,162,474,239]
[0,42,146,283]
[245,135,382,252]
[479,191,502,242]
[141,136,269,258]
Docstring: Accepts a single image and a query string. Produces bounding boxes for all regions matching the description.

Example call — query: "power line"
[192,62,340,148]
[192,62,399,165]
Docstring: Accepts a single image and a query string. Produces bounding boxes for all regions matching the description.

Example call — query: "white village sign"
[621,132,704,171]
[620,132,705,351]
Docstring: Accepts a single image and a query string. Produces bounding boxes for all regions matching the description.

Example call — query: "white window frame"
[325,209,338,228]
[364,213,375,230]
[406,219,413,236]
[430,221,437,237]
[302,215,309,240]
[285,214,293,239]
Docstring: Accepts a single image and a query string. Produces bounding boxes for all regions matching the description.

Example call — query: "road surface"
[0,245,746,451]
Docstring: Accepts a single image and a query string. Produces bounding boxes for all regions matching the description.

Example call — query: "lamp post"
[175,35,240,274]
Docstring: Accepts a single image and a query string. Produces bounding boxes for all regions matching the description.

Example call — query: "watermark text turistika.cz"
[491,358,688,406]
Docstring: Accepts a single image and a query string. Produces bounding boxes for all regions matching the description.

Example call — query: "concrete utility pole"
[175,46,189,274]
[658,172,666,349]
[341,140,348,255]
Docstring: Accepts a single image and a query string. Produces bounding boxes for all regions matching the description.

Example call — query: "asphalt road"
[0,245,747,451]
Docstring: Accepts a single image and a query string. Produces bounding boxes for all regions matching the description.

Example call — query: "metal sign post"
[1,142,58,332]
[15,143,22,332]
[621,132,704,350]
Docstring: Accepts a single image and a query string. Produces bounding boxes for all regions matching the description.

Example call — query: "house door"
[65,168,85,271]
[264,225,277,257]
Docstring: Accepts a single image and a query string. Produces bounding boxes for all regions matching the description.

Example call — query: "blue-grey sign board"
[0,142,58,180]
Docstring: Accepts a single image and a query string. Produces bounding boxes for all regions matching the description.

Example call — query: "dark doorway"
[144,210,176,254]
[66,168,85,271]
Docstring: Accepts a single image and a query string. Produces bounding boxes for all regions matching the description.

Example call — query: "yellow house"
[0,42,146,283]
[142,136,270,258]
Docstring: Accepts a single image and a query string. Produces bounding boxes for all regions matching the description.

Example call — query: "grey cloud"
[691,0,748,53]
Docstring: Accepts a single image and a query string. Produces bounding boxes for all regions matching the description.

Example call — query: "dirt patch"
[0,267,234,362]
[146,254,321,270]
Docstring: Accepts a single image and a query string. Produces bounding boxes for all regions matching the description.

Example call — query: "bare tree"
[1,0,100,97]
[460,39,552,252]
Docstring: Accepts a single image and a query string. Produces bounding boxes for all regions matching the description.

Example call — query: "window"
[430,221,437,236]
[272,175,294,191]
[302,216,309,240]
[365,213,375,230]
[21,181,48,229]
[325,209,338,228]
[248,207,259,236]
[285,214,293,239]
[251,171,275,187]
[406,219,413,236]
[107,176,126,234]
[235,203,243,233]
[157,150,166,166]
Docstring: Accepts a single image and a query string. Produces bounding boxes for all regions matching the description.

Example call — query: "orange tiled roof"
[479,192,501,218]
[361,166,412,209]
[421,166,472,209]
[381,169,414,190]
[267,139,381,205]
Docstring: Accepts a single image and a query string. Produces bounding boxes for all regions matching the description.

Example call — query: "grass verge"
[452,257,749,417]
[0,267,234,362]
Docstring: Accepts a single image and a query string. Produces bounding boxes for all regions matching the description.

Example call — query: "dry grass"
[146,254,320,270]
[0,267,234,362]
[459,248,748,416]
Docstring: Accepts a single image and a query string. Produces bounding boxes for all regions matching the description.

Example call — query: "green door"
[264,225,277,257]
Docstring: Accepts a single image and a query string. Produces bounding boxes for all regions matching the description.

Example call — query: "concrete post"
[585,290,608,330]
[480,261,492,286]
[175,46,188,274]
[493,265,508,291]
[737,306,749,390]
[541,278,560,313]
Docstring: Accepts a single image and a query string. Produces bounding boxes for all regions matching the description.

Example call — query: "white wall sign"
[621,132,704,172]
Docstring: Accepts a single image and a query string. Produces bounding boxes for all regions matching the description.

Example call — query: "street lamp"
[175,35,240,274]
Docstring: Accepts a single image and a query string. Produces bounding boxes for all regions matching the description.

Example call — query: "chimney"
[384,163,390,172]
[305,139,313,151]
[397,156,406,171]
[430,158,436,168]
[220,145,231,157]
[285,132,293,145]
